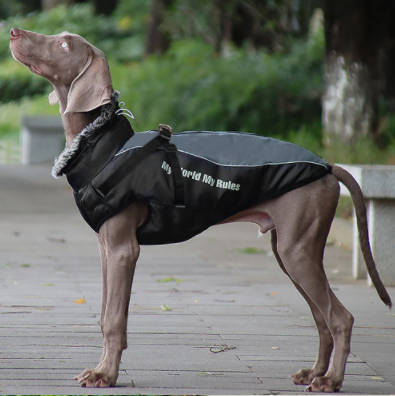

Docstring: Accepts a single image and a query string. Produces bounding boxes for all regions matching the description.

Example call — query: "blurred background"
[1,0,395,168]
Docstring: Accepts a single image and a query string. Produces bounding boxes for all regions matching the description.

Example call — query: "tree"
[145,0,172,56]
[322,0,395,144]
[154,0,321,55]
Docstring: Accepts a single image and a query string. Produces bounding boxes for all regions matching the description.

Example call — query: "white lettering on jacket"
[161,161,241,191]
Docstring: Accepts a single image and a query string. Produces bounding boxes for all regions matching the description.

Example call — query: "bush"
[112,37,324,138]
[0,3,145,63]
[0,4,326,146]
[0,59,48,102]
[0,2,325,139]
[0,33,325,139]
[0,2,148,100]
[0,93,59,139]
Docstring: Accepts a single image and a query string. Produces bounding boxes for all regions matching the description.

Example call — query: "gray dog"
[10,28,391,392]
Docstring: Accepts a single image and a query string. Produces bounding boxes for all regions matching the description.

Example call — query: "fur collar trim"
[52,91,120,178]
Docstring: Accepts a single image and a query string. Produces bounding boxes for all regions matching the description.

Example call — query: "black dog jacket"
[52,93,331,245]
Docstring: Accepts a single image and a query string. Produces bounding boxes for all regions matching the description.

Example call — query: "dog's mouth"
[9,29,44,76]
[28,63,42,75]
[10,47,43,76]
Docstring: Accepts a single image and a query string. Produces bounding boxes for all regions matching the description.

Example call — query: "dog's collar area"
[55,120,135,191]
[52,91,128,179]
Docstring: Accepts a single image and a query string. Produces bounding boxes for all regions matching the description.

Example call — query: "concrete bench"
[337,164,395,286]
[21,116,64,164]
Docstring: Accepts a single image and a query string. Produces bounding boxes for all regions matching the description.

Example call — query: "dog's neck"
[61,111,101,147]
[54,86,102,147]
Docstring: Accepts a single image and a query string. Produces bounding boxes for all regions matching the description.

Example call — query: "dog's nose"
[10,28,21,40]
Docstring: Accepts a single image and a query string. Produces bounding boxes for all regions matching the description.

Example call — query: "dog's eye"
[61,42,68,49]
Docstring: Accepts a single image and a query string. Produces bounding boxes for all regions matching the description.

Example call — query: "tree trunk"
[322,0,395,144]
[145,0,172,56]
[323,53,377,145]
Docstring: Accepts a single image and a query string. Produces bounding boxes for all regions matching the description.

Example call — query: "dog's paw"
[292,368,315,385]
[306,376,341,392]
[75,368,117,388]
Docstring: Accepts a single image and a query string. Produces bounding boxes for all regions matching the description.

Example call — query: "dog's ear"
[64,48,112,115]
[49,90,59,105]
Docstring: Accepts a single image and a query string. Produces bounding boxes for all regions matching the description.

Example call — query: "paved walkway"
[0,164,394,395]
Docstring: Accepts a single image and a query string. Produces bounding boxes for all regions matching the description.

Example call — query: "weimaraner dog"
[10,28,392,392]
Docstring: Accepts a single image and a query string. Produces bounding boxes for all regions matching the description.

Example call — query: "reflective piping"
[115,145,329,170]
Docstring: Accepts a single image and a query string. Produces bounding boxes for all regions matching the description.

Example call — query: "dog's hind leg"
[271,229,333,385]
[267,177,354,392]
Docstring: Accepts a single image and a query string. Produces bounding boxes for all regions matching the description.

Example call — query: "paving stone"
[0,164,394,394]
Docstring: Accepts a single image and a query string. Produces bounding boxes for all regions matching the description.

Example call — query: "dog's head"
[10,28,113,114]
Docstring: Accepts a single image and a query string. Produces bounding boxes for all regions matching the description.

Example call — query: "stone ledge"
[337,163,395,198]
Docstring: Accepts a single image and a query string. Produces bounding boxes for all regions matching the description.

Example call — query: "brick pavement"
[0,164,394,395]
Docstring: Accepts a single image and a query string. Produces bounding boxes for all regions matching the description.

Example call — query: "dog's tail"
[331,165,392,309]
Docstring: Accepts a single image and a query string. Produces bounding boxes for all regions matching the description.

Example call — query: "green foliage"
[0,1,325,137]
[2,2,394,167]
[0,94,59,139]
[112,0,150,32]
[0,0,40,19]
[321,136,395,165]
[0,2,149,100]
[0,59,48,102]
[112,36,324,138]
[0,3,145,63]
[162,0,323,53]
[376,113,395,150]
[285,122,324,154]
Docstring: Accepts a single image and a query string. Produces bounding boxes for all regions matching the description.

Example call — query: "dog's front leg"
[82,234,109,375]
[75,203,145,387]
